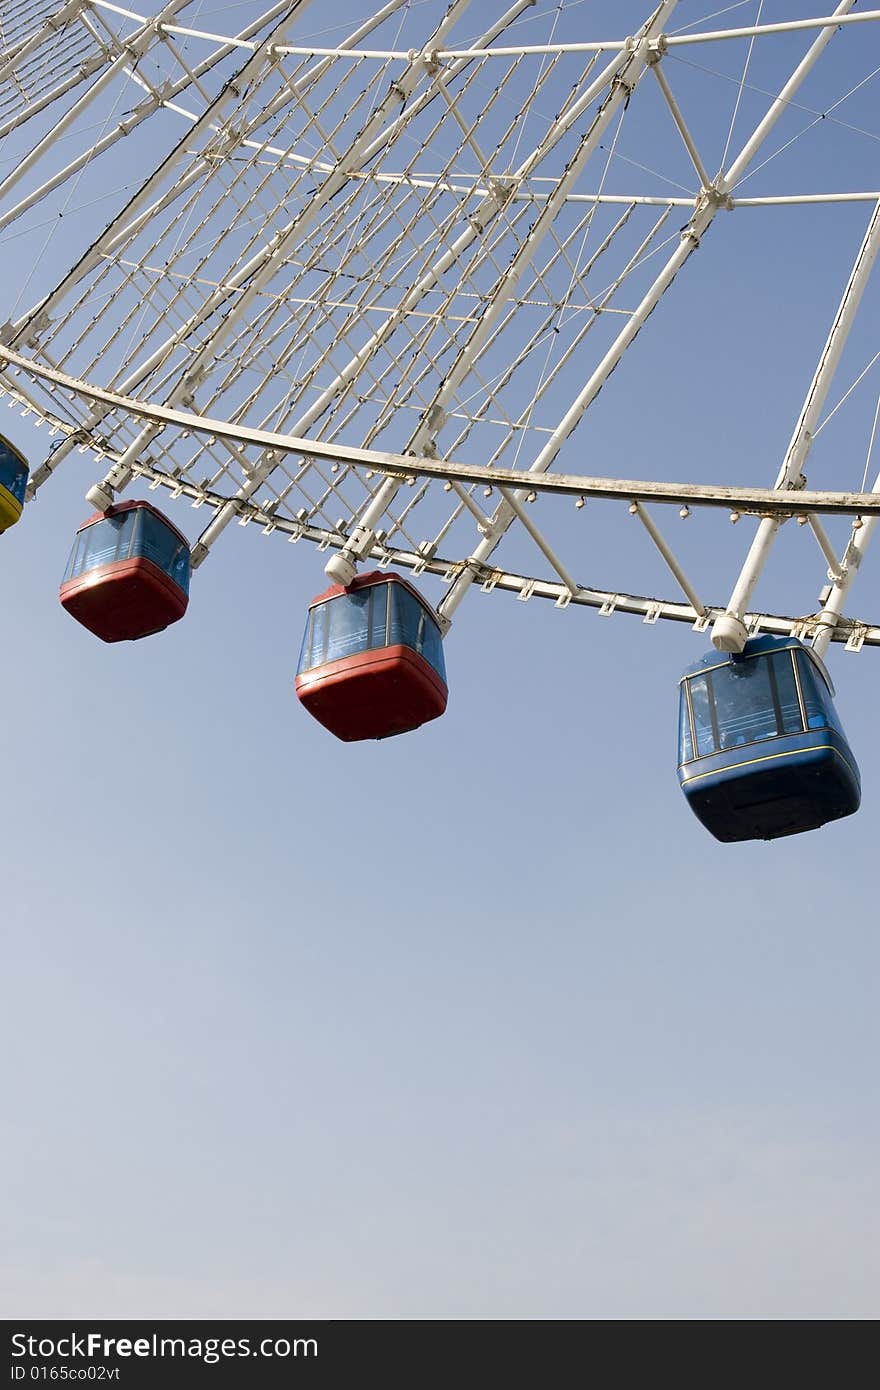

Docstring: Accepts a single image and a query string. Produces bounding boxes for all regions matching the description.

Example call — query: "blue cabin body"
[0,434,29,533]
[677,635,860,842]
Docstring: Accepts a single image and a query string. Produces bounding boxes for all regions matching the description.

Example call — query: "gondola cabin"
[0,435,28,533]
[59,500,190,642]
[677,635,860,842]
[296,571,448,741]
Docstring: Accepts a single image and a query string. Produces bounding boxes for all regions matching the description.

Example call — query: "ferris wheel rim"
[2,0,880,653]
[3,341,879,649]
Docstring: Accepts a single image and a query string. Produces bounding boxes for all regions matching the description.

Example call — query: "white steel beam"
[439,0,859,627]
[0,0,84,86]
[323,0,681,587]
[13,342,880,519]
[0,0,192,203]
[650,61,711,191]
[0,1,293,234]
[189,19,629,565]
[15,1,324,497]
[495,487,579,596]
[812,509,879,656]
[434,9,880,56]
[631,501,707,616]
[9,3,317,346]
[712,196,880,651]
[78,0,476,523]
[806,515,845,582]
[117,8,880,60]
[663,9,880,47]
[0,51,109,142]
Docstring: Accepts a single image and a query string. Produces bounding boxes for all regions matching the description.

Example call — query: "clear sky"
[2,0,880,1320]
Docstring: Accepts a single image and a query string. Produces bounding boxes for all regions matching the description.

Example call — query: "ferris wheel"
[1,0,879,841]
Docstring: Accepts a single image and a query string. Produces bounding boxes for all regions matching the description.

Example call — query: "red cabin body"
[59,500,190,643]
[295,571,448,741]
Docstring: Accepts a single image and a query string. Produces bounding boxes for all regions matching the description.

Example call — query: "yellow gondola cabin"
[0,435,28,533]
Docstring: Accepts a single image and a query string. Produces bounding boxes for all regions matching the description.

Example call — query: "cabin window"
[300,585,389,672]
[678,685,694,763]
[63,511,136,581]
[389,583,447,681]
[325,588,373,664]
[0,442,28,505]
[298,582,446,679]
[795,650,842,734]
[686,675,717,757]
[62,509,190,592]
[680,650,806,762]
[137,509,190,592]
[302,602,328,670]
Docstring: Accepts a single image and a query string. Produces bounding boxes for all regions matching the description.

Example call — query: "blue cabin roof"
[680,633,835,695]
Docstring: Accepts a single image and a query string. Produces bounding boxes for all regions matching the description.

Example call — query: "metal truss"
[1,1,879,654]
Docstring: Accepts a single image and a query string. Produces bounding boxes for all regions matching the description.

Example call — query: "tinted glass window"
[418,613,446,682]
[678,685,693,764]
[325,588,371,663]
[684,649,807,759]
[712,658,779,749]
[136,509,190,593]
[62,511,136,581]
[304,602,329,670]
[770,649,803,735]
[796,650,842,733]
[365,583,389,650]
[299,593,378,673]
[687,675,716,757]
[0,440,28,505]
[389,582,420,650]
[299,582,445,676]
[297,609,314,675]
[389,583,446,681]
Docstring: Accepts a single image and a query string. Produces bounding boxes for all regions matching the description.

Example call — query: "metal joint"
[705,182,734,211]
[49,0,81,31]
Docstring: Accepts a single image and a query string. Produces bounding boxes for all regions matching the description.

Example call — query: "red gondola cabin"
[296,571,448,741]
[60,500,190,642]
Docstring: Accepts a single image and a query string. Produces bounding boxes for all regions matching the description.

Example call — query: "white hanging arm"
[712,194,880,652]
[812,503,880,658]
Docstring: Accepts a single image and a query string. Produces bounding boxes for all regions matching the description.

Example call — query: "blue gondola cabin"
[677,635,860,842]
[0,434,29,533]
[296,571,448,741]
[59,500,190,642]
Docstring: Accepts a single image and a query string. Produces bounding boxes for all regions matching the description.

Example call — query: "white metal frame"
[1,0,879,657]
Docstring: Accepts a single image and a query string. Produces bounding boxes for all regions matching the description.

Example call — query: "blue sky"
[2,0,880,1319]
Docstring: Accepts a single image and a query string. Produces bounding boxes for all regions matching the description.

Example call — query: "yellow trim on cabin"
[680,742,858,788]
[0,482,23,533]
